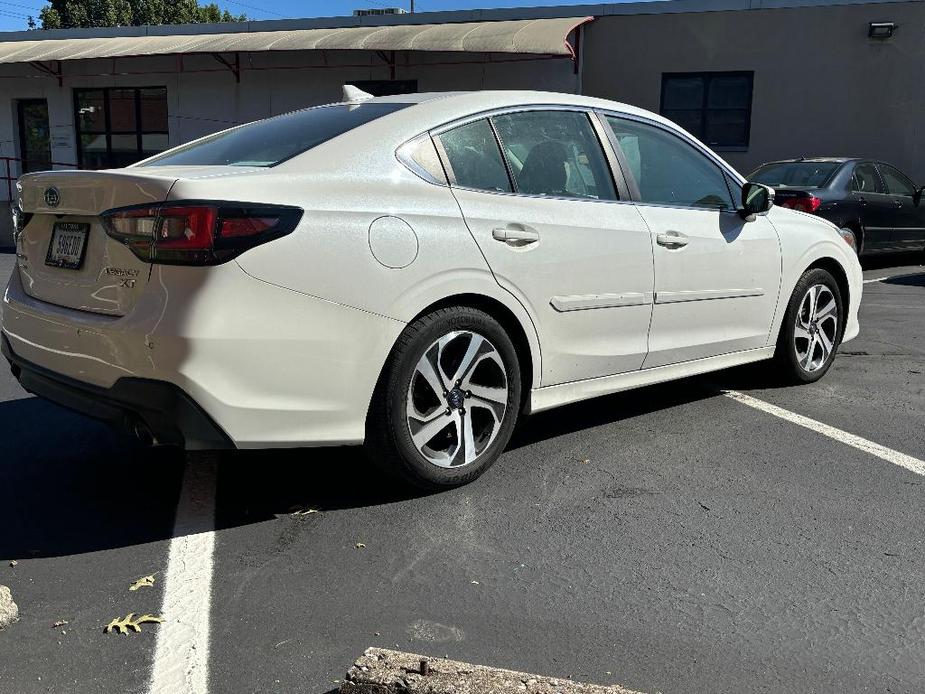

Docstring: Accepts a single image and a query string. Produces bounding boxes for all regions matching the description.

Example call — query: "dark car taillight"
[101,201,302,265]
[778,194,822,214]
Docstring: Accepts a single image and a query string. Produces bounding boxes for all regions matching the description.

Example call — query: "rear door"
[877,163,925,250]
[849,162,894,251]
[602,114,781,368]
[15,170,177,316]
[435,110,655,386]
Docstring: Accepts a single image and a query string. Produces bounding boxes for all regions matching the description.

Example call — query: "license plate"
[45,222,89,270]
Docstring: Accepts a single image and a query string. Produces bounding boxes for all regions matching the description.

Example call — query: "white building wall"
[0,50,578,245]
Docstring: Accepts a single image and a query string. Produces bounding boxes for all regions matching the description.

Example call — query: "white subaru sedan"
[2,89,861,488]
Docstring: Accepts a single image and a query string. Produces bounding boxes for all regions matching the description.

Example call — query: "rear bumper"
[2,332,233,449]
[2,260,405,447]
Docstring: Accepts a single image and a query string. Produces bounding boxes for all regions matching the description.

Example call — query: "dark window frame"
[659,71,754,150]
[73,86,168,169]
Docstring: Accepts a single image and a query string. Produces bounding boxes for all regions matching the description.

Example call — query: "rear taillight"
[101,202,302,265]
[10,202,31,243]
[778,195,822,214]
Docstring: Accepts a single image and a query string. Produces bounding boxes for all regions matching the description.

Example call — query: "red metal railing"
[2,156,79,203]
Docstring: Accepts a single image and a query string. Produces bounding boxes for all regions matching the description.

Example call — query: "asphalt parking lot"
[0,249,923,694]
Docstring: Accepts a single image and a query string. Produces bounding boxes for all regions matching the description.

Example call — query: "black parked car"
[748,158,925,256]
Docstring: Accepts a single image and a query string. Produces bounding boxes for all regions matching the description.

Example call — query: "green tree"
[35,0,245,29]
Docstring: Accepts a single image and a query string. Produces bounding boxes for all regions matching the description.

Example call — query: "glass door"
[17,99,52,174]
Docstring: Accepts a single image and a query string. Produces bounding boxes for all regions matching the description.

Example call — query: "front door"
[603,115,781,369]
[877,163,925,250]
[17,99,51,174]
[434,111,655,386]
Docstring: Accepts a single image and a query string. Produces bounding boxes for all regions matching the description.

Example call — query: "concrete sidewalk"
[341,648,644,694]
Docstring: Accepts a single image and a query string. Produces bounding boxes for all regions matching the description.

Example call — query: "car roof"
[347,89,675,126]
[758,157,859,166]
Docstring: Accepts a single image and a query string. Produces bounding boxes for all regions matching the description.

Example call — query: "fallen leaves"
[8,561,16,568]
[51,620,68,628]
[355,543,366,549]
[104,613,164,635]
[129,575,155,591]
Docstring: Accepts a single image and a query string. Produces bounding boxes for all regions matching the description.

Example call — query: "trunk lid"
[14,169,178,316]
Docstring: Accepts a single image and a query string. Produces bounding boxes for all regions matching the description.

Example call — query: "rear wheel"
[366,307,521,489]
[773,268,843,384]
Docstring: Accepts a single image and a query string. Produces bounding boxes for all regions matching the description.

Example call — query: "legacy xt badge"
[103,266,140,288]
[44,187,60,208]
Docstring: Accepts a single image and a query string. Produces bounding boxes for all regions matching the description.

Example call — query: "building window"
[660,72,753,149]
[74,87,168,169]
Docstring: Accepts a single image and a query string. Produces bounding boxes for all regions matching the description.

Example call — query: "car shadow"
[0,396,187,560]
[0,363,769,560]
[882,272,925,287]
[860,251,924,271]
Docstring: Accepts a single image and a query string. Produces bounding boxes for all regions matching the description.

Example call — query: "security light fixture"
[868,21,897,39]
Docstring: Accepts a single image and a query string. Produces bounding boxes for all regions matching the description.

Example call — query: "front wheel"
[773,268,844,384]
[365,307,521,489]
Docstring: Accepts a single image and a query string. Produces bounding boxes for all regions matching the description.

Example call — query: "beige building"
[1,0,922,245]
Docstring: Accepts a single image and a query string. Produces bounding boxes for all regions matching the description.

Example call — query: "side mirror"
[914,186,924,206]
[740,182,775,221]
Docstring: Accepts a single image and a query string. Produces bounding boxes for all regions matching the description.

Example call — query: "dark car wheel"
[366,306,521,490]
[774,268,844,384]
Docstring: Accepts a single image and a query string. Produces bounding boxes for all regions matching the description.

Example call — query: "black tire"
[774,267,844,384]
[365,306,522,490]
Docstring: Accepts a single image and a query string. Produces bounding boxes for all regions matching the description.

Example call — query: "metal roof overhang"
[0,16,593,65]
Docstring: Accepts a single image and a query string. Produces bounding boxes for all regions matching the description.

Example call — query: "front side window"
[436,119,512,193]
[879,164,916,196]
[75,87,169,169]
[660,72,753,148]
[491,110,617,200]
[142,102,410,168]
[606,116,735,211]
[851,164,885,194]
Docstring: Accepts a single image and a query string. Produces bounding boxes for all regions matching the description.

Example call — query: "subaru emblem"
[44,187,60,208]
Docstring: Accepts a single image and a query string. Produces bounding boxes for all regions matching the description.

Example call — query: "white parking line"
[149,455,219,694]
[723,390,925,477]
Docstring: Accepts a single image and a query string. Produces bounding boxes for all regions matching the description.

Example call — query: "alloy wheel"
[405,330,508,468]
[794,284,838,372]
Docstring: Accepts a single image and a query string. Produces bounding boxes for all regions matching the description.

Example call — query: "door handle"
[656,231,689,248]
[858,196,868,206]
[492,225,539,245]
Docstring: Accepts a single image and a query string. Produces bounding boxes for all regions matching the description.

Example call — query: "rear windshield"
[140,102,411,168]
[748,162,841,188]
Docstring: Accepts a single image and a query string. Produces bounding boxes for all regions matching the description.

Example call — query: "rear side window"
[140,102,411,167]
[879,164,916,196]
[436,119,512,193]
[851,163,885,193]
[491,110,617,200]
[606,116,735,210]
